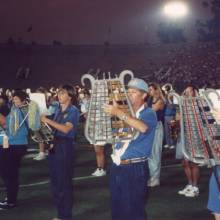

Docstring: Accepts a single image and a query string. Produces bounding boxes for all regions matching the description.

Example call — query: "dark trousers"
[49,138,74,220]
[110,161,149,220]
[0,145,27,204]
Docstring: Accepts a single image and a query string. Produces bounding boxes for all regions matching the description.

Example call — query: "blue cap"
[127,78,148,92]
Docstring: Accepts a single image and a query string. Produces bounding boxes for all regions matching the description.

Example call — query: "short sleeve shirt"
[121,106,157,160]
[53,105,80,139]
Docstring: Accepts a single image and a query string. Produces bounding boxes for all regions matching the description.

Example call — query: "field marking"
[0,163,182,190]
[20,175,98,188]
[0,175,99,190]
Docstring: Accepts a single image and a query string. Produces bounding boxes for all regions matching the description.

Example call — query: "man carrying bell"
[104,78,157,220]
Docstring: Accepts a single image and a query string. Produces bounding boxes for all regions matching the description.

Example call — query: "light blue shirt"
[120,106,157,160]
[0,111,28,146]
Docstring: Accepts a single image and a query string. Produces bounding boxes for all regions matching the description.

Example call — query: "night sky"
[0,0,212,44]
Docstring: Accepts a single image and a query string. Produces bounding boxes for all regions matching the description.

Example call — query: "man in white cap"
[104,78,157,220]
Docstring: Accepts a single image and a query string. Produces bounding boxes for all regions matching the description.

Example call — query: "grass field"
[0,131,213,220]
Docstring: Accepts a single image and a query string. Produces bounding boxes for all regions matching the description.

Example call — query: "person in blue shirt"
[41,84,80,220]
[208,109,220,220]
[104,78,157,220]
[208,165,220,220]
[0,90,30,210]
[162,85,177,149]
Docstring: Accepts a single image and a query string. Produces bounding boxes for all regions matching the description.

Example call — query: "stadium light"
[163,1,188,19]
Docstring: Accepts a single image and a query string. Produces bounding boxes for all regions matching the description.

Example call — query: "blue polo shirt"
[120,106,157,160]
[53,104,80,139]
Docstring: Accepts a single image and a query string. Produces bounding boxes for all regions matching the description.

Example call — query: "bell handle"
[81,74,95,88]
[167,91,180,105]
[119,70,134,85]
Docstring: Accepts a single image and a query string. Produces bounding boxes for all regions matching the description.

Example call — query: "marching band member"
[0,94,10,160]
[104,78,157,220]
[33,87,55,161]
[208,108,220,220]
[176,85,200,197]
[0,90,39,210]
[79,89,106,177]
[91,144,107,176]
[0,94,10,113]
[147,83,165,187]
[162,84,177,149]
[208,164,220,220]
[41,85,80,220]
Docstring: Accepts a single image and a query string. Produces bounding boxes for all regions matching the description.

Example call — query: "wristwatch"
[120,114,128,121]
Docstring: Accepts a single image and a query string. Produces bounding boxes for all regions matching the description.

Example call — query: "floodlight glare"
[164,1,188,18]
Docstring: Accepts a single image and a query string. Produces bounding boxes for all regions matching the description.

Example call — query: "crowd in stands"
[141,42,220,91]
[1,41,220,91]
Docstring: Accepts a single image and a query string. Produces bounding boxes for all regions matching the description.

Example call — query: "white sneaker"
[169,145,175,149]
[164,144,169,149]
[33,152,46,161]
[185,186,199,197]
[147,178,160,187]
[91,168,106,177]
[178,184,193,195]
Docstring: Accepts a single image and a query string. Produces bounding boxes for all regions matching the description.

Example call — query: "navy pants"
[110,161,149,220]
[49,138,74,220]
[0,145,27,204]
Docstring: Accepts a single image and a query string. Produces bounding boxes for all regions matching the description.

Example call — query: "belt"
[120,157,148,165]
[54,136,74,142]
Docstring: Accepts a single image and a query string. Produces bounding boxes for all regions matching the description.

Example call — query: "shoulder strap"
[18,108,29,130]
